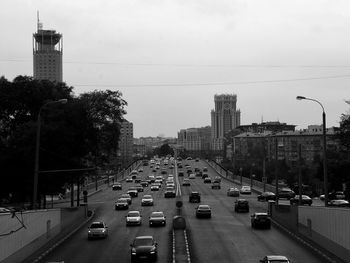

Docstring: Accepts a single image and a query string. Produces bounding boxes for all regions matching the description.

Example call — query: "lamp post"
[296,96,328,206]
[33,99,67,209]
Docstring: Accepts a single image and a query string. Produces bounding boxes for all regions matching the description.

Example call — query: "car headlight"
[88,230,91,233]
[102,229,106,233]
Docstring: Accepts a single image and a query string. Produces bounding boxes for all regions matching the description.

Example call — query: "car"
[126,210,142,226]
[328,200,350,207]
[189,192,201,203]
[187,169,193,175]
[127,187,138,197]
[251,212,271,229]
[155,179,163,185]
[140,181,149,187]
[214,176,221,182]
[120,193,132,204]
[186,157,192,160]
[87,221,108,239]
[194,167,200,172]
[126,177,133,183]
[196,205,211,218]
[257,192,276,201]
[189,173,196,179]
[138,168,143,173]
[161,170,167,175]
[178,171,184,176]
[195,158,199,162]
[182,179,190,186]
[164,189,176,198]
[203,167,208,172]
[290,195,313,206]
[277,188,295,199]
[115,198,129,210]
[234,199,249,213]
[130,236,158,262]
[134,177,142,183]
[166,182,175,189]
[130,170,138,179]
[227,187,240,197]
[211,181,221,189]
[240,186,251,194]
[329,191,346,200]
[203,177,212,184]
[202,173,209,179]
[135,184,144,192]
[112,183,122,190]
[149,211,166,226]
[259,255,290,263]
[150,184,160,191]
[0,207,11,213]
[141,195,154,206]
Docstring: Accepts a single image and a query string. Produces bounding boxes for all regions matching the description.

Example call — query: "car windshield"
[256,214,268,219]
[143,195,152,199]
[134,238,153,246]
[151,212,164,217]
[128,212,139,217]
[90,223,104,228]
[199,206,210,210]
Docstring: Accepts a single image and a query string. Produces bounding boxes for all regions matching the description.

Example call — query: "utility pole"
[275,137,279,205]
[298,144,303,205]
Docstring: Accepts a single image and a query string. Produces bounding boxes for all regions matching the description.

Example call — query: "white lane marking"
[174,160,182,196]
[184,230,191,263]
[172,229,176,263]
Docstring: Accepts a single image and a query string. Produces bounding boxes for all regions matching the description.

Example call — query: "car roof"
[255,212,268,216]
[151,211,164,215]
[198,204,210,208]
[265,255,289,260]
[128,210,140,214]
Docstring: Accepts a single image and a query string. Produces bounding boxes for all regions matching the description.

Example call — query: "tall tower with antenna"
[33,12,63,82]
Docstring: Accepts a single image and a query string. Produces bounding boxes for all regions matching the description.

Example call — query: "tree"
[153,144,174,157]
[0,76,127,204]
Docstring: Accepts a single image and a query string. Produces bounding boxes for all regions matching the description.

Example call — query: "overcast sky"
[1,0,350,137]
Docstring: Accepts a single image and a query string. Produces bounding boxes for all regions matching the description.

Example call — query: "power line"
[2,58,350,68]
[72,74,350,88]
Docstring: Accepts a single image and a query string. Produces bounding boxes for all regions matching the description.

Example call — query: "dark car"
[290,195,313,206]
[164,189,176,198]
[140,181,149,187]
[251,212,271,229]
[196,205,211,218]
[202,173,209,179]
[135,184,144,192]
[112,183,122,190]
[203,177,212,184]
[234,199,249,213]
[277,188,295,199]
[178,171,184,177]
[130,236,158,262]
[149,211,166,226]
[189,191,201,203]
[329,191,346,200]
[257,192,276,202]
[260,255,290,263]
[211,181,221,189]
[227,187,240,197]
[203,167,208,172]
[127,187,139,197]
[115,198,129,210]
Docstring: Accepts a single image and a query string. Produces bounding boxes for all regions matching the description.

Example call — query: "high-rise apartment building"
[211,94,241,151]
[117,120,134,167]
[33,15,63,82]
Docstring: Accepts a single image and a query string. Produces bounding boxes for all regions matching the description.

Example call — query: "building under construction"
[33,14,62,82]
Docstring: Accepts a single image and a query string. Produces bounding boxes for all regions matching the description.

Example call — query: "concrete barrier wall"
[0,209,60,262]
[299,206,350,251]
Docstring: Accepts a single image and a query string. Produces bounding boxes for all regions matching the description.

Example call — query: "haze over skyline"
[1,0,350,137]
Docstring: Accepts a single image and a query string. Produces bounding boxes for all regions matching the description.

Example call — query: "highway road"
[41,158,326,263]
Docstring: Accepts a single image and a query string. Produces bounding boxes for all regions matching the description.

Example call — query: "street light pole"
[296,96,328,206]
[33,99,67,209]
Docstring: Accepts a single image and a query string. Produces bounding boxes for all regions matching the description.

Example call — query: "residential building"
[117,120,133,167]
[33,15,63,82]
[211,94,241,151]
[177,126,211,152]
[237,121,296,133]
[233,125,338,167]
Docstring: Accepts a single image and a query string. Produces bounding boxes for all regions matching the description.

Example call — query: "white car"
[151,184,160,191]
[189,174,196,179]
[126,211,142,226]
[141,195,154,206]
[240,186,252,194]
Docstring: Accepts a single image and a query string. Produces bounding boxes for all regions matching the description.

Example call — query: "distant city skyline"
[1,1,349,137]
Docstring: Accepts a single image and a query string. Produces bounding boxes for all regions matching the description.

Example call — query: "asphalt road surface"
[41,159,325,263]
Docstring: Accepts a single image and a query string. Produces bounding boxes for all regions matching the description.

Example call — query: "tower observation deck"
[33,14,63,82]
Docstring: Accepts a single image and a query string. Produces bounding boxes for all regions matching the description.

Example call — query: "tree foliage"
[0,76,126,203]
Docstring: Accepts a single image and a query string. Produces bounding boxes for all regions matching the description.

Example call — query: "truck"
[189,192,201,203]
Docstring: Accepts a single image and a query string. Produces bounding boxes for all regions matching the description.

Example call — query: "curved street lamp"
[33,99,67,209]
[296,96,328,206]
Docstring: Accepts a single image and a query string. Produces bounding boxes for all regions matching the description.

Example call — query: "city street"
[42,159,324,263]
